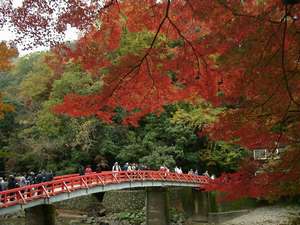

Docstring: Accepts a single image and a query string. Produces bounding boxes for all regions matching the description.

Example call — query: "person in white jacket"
[112,162,121,172]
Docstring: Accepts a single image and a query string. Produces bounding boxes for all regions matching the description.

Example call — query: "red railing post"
[96,175,105,185]
[125,172,132,181]
[4,193,7,206]
[81,177,89,189]
[112,173,120,183]
[63,182,71,193]
[42,185,50,198]
[18,191,26,204]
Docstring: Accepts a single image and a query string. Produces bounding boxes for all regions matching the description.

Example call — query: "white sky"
[0,0,80,56]
[0,26,79,55]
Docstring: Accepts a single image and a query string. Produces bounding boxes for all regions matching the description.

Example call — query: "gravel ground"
[220,205,300,225]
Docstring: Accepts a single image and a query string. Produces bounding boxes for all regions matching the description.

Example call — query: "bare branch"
[281,5,300,107]
[103,0,171,100]
[166,17,207,76]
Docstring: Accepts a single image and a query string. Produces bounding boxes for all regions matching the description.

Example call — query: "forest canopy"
[1,0,300,200]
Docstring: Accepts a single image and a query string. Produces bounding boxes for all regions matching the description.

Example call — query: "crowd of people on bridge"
[110,162,211,177]
[112,162,149,172]
[0,163,214,192]
[0,170,54,191]
[110,162,215,179]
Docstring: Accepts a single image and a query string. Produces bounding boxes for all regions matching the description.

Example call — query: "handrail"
[53,173,80,180]
[0,171,209,209]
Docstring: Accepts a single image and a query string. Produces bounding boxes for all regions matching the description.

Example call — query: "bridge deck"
[0,171,209,215]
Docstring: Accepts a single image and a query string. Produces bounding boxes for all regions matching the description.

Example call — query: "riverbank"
[55,204,300,225]
[1,190,300,225]
[218,205,300,225]
[1,205,300,225]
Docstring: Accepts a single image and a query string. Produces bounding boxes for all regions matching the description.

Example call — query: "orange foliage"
[0,41,18,71]
[0,42,17,119]
[0,41,18,120]
[2,0,300,199]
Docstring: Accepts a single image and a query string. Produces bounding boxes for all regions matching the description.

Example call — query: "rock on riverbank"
[219,205,300,225]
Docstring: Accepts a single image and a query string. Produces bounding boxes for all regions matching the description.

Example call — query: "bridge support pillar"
[25,204,56,225]
[93,192,105,202]
[193,190,209,216]
[146,187,169,225]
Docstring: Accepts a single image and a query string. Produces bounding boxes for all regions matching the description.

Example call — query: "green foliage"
[168,38,184,48]
[0,150,15,158]
[200,141,247,175]
[0,72,14,92]
[109,29,167,63]
[116,106,203,169]
[36,102,62,137]
[209,191,258,212]
[11,52,45,78]
[51,64,102,99]
[139,145,179,169]
[171,100,223,129]
[0,55,105,174]
[5,52,47,98]
[27,63,103,172]
[169,207,186,224]
[171,102,244,174]
[18,66,53,103]
[117,210,145,225]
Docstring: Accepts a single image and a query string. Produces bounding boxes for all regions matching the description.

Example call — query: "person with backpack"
[112,162,121,172]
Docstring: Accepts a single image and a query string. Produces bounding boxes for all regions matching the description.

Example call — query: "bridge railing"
[0,171,209,209]
[53,173,80,180]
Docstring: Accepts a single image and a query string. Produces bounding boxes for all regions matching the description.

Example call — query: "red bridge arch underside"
[0,170,209,215]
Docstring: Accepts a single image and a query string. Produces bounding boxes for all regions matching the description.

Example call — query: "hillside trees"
[1,0,300,199]
[0,41,18,175]
[2,56,105,173]
[0,51,244,175]
[0,41,17,119]
[171,102,247,175]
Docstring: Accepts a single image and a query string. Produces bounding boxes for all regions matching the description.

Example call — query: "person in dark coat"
[79,165,85,176]
[27,172,35,185]
[7,175,18,189]
[44,171,53,182]
[35,172,43,184]
[0,177,5,191]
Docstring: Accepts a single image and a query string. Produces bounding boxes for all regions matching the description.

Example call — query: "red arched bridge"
[0,170,209,215]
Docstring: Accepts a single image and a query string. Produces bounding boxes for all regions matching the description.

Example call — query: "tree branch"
[281,5,300,107]
[102,0,171,101]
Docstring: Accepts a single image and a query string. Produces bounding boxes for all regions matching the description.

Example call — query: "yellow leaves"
[171,101,223,129]
[0,93,15,120]
[0,41,18,72]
